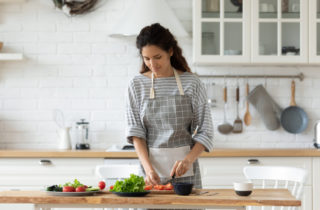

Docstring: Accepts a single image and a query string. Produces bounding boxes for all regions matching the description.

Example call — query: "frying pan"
[280,80,308,134]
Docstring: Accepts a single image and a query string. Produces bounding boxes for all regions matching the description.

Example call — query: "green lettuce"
[110,174,145,192]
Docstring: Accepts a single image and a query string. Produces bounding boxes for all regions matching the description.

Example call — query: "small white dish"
[233,181,253,196]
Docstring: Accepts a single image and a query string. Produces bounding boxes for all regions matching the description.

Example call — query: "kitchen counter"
[0,149,319,158]
[0,189,300,208]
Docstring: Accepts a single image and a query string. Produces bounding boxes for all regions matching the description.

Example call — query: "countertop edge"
[0,149,319,158]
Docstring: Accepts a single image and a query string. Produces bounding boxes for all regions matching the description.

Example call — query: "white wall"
[0,0,318,149]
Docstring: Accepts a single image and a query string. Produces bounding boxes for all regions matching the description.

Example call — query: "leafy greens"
[110,174,145,192]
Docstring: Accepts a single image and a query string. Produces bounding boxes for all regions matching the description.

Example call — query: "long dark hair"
[136,23,191,74]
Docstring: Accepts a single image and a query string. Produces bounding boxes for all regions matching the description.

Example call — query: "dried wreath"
[53,0,98,16]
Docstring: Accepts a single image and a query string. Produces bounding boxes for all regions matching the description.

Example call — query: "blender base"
[76,143,90,150]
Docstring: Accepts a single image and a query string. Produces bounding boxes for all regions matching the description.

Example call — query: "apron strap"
[150,69,185,99]
[150,73,155,99]
[173,69,185,96]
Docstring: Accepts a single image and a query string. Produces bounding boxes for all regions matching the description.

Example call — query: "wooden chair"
[243,166,307,210]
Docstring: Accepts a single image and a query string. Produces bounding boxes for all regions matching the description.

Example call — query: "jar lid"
[76,119,89,125]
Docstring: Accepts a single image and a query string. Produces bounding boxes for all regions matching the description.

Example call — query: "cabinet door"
[0,158,104,188]
[313,158,320,210]
[252,0,308,63]
[309,0,320,63]
[193,0,251,64]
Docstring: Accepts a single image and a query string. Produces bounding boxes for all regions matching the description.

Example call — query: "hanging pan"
[280,80,308,134]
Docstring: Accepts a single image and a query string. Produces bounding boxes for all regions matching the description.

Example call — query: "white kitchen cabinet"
[252,0,308,64]
[193,0,251,64]
[0,158,104,210]
[199,157,312,210]
[313,157,320,210]
[309,0,320,63]
[193,0,314,64]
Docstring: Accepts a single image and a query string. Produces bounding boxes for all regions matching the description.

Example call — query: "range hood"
[109,0,188,37]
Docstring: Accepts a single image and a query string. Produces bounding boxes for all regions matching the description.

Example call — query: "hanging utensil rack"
[195,72,304,81]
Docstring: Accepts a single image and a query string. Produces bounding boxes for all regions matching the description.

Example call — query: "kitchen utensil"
[233,85,243,133]
[218,86,233,134]
[243,83,252,126]
[75,119,90,150]
[247,85,282,130]
[0,42,3,51]
[171,174,176,184]
[313,120,320,148]
[206,82,216,108]
[280,80,308,134]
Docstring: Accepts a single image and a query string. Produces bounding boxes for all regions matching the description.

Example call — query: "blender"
[75,119,90,150]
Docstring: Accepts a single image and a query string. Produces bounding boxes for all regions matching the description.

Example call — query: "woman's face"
[141,44,173,76]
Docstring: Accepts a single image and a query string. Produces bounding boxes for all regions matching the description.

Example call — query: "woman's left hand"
[170,159,192,177]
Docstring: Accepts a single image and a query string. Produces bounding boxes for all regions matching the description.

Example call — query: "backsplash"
[0,0,318,149]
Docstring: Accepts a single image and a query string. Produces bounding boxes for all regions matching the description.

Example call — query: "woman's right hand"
[145,170,160,186]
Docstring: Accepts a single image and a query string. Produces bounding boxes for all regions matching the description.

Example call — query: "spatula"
[233,85,243,133]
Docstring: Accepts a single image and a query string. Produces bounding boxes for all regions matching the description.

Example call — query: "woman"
[126,23,213,188]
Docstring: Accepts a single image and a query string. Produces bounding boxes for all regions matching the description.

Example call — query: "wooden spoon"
[244,83,252,126]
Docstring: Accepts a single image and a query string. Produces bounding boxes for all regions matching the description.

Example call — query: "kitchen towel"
[247,85,282,130]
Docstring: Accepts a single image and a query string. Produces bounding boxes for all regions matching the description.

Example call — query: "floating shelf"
[0,53,23,61]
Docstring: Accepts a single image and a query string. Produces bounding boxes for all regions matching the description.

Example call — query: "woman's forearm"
[184,142,205,164]
[132,137,155,174]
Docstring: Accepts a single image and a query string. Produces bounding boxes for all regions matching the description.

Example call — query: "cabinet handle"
[247,159,260,165]
[39,159,52,166]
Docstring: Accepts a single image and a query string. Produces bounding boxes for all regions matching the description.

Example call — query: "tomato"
[109,185,114,190]
[76,186,86,192]
[98,181,106,190]
[164,183,173,190]
[63,186,75,192]
[154,185,165,190]
[144,185,153,191]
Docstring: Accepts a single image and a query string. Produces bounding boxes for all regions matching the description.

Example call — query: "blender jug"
[75,119,90,150]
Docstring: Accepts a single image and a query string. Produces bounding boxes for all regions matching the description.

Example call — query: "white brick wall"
[0,0,317,149]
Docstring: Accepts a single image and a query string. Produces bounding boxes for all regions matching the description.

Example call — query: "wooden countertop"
[0,149,319,158]
[0,189,300,208]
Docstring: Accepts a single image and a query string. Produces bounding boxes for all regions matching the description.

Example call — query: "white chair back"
[95,164,140,210]
[243,166,307,210]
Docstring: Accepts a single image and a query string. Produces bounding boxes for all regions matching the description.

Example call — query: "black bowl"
[173,182,193,196]
[235,190,252,196]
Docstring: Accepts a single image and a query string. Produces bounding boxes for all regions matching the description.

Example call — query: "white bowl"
[233,182,253,196]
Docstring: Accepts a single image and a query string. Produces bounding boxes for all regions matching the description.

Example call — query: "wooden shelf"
[0,53,23,61]
[0,0,25,2]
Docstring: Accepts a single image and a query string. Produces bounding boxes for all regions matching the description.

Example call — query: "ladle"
[218,86,233,134]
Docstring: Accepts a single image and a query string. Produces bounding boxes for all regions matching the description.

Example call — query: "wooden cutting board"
[99,188,197,194]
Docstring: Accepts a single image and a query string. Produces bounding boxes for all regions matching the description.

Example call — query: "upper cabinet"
[193,0,251,64]
[309,0,320,63]
[193,0,318,64]
[252,0,308,63]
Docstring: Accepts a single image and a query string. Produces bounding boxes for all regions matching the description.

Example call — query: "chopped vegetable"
[46,185,62,192]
